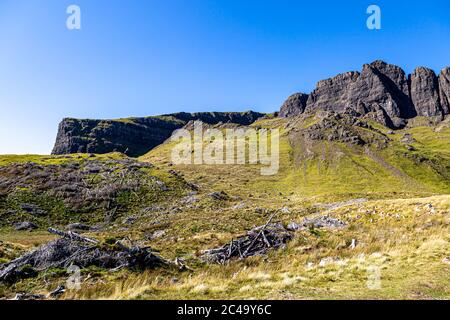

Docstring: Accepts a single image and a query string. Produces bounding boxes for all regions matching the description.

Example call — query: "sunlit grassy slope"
[141,116,450,202]
[58,195,449,300]
[0,116,449,300]
[0,153,190,229]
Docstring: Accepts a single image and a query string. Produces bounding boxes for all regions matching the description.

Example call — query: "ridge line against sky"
[0,0,450,154]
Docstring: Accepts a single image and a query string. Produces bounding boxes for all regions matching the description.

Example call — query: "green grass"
[0,153,126,167]
[142,117,450,202]
[0,153,191,229]
[54,195,449,300]
[0,117,449,300]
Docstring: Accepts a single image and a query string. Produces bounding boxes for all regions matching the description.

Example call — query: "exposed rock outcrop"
[13,222,38,231]
[284,60,450,129]
[306,71,360,114]
[52,117,181,157]
[349,61,414,123]
[279,93,309,117]
[299,111,390,147]
[51,61,450,157]
[52,111,264,157]
[439,67,450,115]
[410,67,442,117]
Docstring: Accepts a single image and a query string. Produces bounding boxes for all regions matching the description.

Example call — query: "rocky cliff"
[278,93,309,118]
[52,111,265,157]
[52,61,450,157]
[280,61,450,128]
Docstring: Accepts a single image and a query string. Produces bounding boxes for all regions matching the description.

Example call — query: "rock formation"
[279,93,309,117]
[410,67,442,117]
[52,111,264,157]
[51,61,450,157]
[306,71,360,114]
[284,60,450,128]
[439,67,450,115]
[52,117,181,157]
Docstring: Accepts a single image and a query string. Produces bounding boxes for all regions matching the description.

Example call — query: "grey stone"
[279,93,309,117]
[287,216,347,231]
[147,230,166,240]
[401,133,416,144]
[20,204,47,217]
[286,222,301,231]
[306,71,360,114]
[122,216,137,225]
[283,60,450,129]
[347,61,414,123]
[52,112,265,157]
[439,67,450,115]
[209,191,229,201]
[410,67,442,117]
[301,216,347,229]
[14,222,38,231]
[67,223,94,231]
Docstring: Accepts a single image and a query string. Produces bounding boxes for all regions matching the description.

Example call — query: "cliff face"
[281,61,450,128]
[439,67,450,115]
[52,111,265,157]
[278,93,309,117]
[51,117,182,157]
[52,61,450,157]
[410,67,442,117]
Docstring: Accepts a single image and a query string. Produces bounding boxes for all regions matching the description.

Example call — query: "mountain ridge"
[51,60,450,157]
[281,60,450,129]
[51,111,265,157]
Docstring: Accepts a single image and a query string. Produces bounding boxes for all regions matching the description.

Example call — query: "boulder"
[208,191,229,201]
[20,204,47,216]
[14,222,38,231]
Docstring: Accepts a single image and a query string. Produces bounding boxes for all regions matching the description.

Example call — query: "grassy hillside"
[142,115,450,202]
[62,195,449,300]
[0,115,449,300]
[0,153,190,230]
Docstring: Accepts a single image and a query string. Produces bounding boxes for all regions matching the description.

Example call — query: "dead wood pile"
[0,228,167,283]
[201,214,293,264]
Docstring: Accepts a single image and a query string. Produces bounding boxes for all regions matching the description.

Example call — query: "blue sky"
[0,0,450,154]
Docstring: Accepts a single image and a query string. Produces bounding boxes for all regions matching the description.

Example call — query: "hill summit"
[280,60,450,128]
[51,61,450,157]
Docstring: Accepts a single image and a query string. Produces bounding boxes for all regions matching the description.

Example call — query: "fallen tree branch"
[201,212,292,264]
[242,212,277,257]
[47,228,99,244]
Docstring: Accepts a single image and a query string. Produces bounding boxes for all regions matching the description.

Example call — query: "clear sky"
[1,0,450,154]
